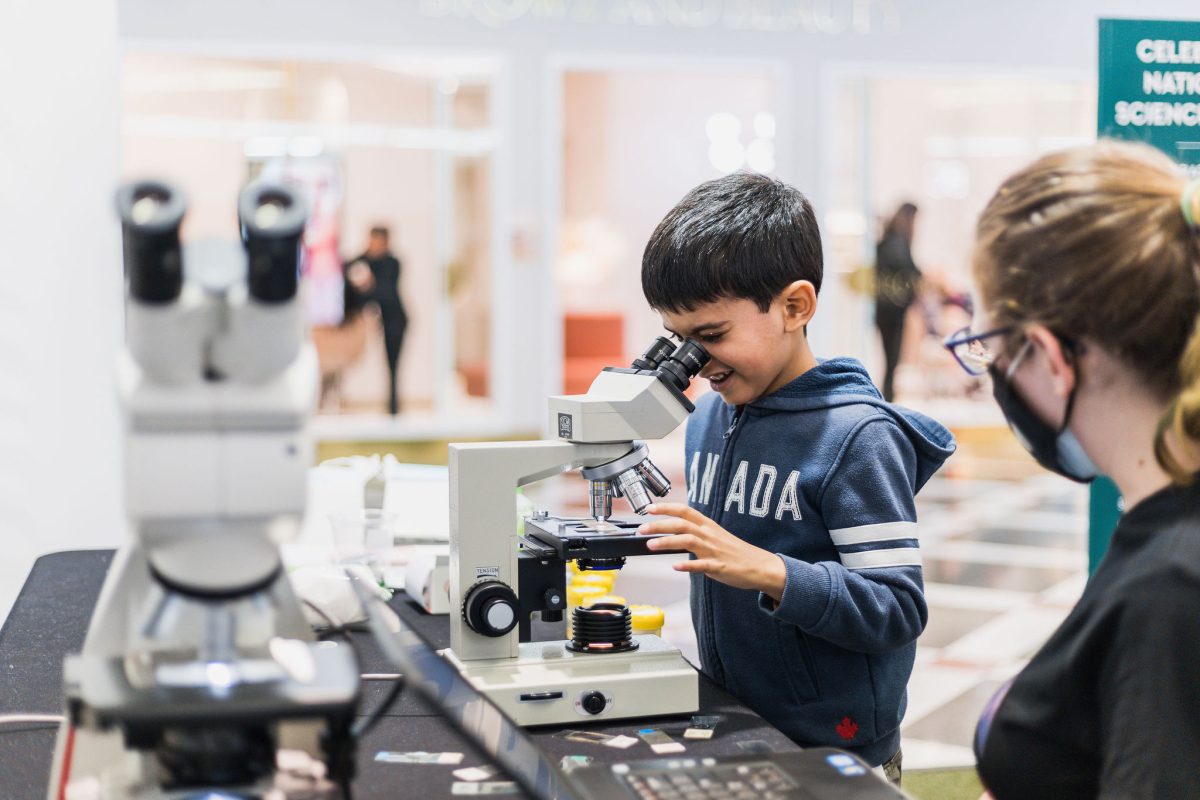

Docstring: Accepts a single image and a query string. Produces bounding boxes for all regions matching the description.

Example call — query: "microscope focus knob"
[464,581,520,637]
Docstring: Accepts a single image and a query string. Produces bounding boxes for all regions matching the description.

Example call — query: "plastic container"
[571,571,616,593]
[583,594,627,608]
[329,508,399,579]
[629,604,665,638]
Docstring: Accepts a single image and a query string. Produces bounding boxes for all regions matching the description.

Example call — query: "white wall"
[116,0,1200,423]
[3,0,1198,619]
[1,0,124,623]
[560,68,777,359]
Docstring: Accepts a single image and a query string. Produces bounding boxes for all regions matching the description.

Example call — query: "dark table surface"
[0,550,798,799]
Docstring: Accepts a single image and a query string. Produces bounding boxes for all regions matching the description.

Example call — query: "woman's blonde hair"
[973,140,1200,483]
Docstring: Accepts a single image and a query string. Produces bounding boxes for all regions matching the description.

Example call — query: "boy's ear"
[779,280,817,332]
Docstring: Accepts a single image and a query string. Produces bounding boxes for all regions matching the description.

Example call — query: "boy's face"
[658,291,811,406]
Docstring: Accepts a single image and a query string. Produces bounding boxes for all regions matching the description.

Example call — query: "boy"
[637,173,954,781]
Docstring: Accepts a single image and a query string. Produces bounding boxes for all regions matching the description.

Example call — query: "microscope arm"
[448,440,634,660]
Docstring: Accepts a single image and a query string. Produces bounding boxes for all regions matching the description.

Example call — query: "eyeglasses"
[942,325,1014,376]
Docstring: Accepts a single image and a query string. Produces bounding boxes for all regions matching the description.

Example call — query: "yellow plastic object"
[583,594,627,608]
[565,584,607,637]
[629,604,665,637]
[566,584,607,607]
[571,571,616,592]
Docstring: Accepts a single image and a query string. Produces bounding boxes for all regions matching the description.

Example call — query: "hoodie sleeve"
[758,415,928,653]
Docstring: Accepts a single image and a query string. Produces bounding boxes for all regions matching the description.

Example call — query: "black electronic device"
[349,577,907,800]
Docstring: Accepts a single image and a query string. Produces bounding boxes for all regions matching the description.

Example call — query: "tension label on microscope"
[475,566,501,578]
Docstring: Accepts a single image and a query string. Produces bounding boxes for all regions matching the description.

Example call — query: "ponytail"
[1154,180,1200,484]
[1154,335,1200,484]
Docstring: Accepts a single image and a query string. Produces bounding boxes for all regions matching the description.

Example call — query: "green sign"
[1099,18,1200,177]
[1091,18,1200,574]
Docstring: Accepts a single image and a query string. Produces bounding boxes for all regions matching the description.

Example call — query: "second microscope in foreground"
[445,337,709,726]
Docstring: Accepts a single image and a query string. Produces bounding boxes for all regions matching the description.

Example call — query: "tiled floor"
[528,425,1090,771]
[901,471,1087,768]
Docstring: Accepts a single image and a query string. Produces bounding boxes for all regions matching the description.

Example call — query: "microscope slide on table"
[48,181,359,799]
[445,336,710,727]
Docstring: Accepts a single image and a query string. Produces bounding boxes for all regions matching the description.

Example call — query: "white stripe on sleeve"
[840,547,923,570]
[829,521,918,547]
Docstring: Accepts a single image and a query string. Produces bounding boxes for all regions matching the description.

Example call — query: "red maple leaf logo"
[836,716,858,741]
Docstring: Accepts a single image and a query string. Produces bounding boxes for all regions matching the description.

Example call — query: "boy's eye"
[699,332,724,343]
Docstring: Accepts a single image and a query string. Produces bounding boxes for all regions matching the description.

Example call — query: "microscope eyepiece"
[631,336,677,371]
[655,339,710,392]
[116,180,187,304]
[238,182,307,304]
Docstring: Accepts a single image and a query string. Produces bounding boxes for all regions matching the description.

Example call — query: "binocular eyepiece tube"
[632,336,677,371]
[631,336,710,394]
[117,180,308,306]
[238,182,307,304]
[655,339,709,393]
[116,180,188,305]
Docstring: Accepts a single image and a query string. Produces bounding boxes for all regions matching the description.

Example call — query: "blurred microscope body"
[49,181,359,799]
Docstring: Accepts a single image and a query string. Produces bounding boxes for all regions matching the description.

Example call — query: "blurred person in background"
[345,225,408,415]
[874,202,922,402]
[945,141,1200,798]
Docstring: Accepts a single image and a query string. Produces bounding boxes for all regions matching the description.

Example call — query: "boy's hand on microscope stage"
[638,503,787,602]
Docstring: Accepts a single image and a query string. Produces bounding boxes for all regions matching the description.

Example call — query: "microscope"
[48,181,359,798]
[443,337,708,726]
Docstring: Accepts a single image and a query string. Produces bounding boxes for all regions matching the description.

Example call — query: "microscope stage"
[523,515,682,561]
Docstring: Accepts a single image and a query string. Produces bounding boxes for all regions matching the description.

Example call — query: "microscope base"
[46,544,358,799]
[443,635,699,727]
[48,720,341,800]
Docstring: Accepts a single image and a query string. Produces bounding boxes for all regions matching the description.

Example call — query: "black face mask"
[989,342,1098,484]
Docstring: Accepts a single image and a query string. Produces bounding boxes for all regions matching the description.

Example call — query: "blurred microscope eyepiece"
[237,182,307,304]
[655,339,710,392]
[631,336,677,371]
[115,180,187,305]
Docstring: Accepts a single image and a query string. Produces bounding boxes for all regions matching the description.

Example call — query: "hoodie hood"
[748,357,955,490]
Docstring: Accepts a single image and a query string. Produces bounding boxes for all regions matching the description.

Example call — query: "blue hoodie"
[684,357,955,766]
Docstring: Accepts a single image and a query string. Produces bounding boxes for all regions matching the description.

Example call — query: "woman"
[944,141,1200,797]
[875,202,921,402]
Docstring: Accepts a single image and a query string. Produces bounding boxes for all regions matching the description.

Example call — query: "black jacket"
[976,477,1200,798]
[874,235,921,310]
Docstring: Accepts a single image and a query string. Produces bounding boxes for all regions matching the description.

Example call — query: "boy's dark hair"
[369,225,390,240]
[642,172,823,313]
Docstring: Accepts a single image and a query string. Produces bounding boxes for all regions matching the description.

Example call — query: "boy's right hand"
[638,503,788,602]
